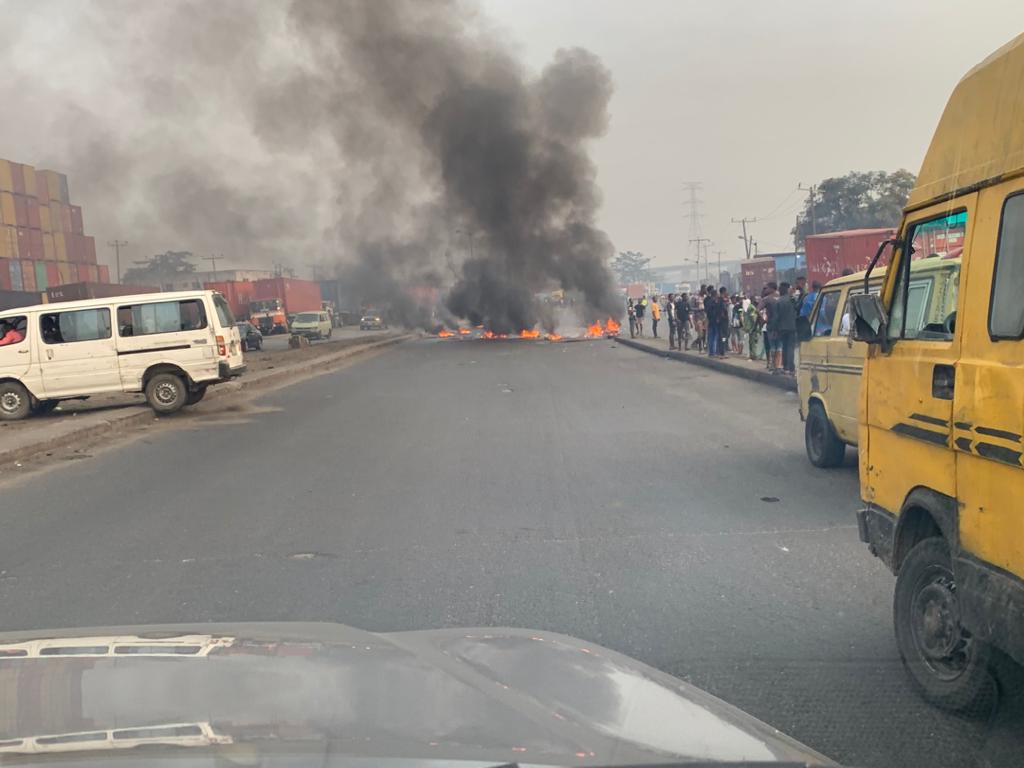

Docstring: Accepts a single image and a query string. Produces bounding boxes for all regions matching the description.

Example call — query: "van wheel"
[0,382,32,421]
[145,373,187,414]
[805,402,845,467]
[894,537,995,712]
[186,385,208,406]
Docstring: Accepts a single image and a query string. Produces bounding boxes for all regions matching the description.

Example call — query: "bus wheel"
[894,537,995,712]
[805,402,845,467]
[0,381,32,421]
[145,373,187,415]
[186,385,208,406]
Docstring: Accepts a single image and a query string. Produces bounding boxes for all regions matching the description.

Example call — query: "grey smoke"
[0,0,620,331]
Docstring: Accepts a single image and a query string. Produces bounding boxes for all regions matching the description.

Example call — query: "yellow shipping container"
[0,225,19,259]
[0,160,13,193]
[54,231,67,261]
[0,192,14,227]
[43,232,55,261]
[21,164,37,197]
[39,204,51,232]
[58,262,72,284]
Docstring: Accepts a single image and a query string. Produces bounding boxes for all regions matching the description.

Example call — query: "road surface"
[0,337,1020,767]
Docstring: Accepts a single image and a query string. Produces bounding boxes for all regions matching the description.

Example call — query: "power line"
[731,217,758,259]
[797,183,817,235]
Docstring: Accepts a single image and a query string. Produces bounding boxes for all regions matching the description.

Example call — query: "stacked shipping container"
[0,158,103,294]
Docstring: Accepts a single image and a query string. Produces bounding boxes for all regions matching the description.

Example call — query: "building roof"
[908,33,1024,209]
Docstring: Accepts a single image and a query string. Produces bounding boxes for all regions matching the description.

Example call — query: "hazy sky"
[483,0,1024,267]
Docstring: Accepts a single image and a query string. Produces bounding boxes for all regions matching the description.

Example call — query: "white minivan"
[0,290,245,420]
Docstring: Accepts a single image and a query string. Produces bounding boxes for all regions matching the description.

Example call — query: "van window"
[888,211,965,341]
[41,308,112,344]
[212,294,235,327]
[811,291,840,336]
[839,284,882,336]
[118,299,207,337]
[0,315,27,347]
[989,192,1024,339]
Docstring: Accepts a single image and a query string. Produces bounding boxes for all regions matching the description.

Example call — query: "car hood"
[0,622,835,766]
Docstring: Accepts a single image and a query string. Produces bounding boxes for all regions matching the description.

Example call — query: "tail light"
[216,335,227,356]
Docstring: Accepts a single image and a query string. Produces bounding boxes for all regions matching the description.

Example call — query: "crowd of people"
[625,276,821,376]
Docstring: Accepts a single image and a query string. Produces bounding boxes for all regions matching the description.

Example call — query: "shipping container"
[204,279,257,320]
[82,235,96,264]
[28,230,44,261]
[21,164,37,197]
[54,231,67,261]
[0,289,43,311]
[0,160,13,193]
[0,226,17,260]
[57,262,72,284]
[42,232,55,261]
[0,259,9,290]
[80,264,99,283]
[40,170,69,205]
[10,162,25,195]
[97,264,110,283]
[13,194,28,228]
[46,281,159,303]
[26,197,41,229]
[804,228,897,286]
[66,233,81,263]
[39,204,52,232]
[70,205,83,235]
[740,257,778,297]
[33,261,48,290]
[252,277,323,312]
[0,192,14,226]
[34,169,50,204]
[20,260,36,292]
[9,259,23,291]
[45,262,59,287]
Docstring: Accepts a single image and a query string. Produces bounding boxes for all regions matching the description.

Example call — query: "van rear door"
[210,293,244,374]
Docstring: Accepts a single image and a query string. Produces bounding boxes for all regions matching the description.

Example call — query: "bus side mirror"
[849,293,887,344]
[796,316,812,342]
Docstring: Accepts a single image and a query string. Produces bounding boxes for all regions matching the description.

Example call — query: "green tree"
[792,170,916,247]
[610,250,652,284]
[122,250,196,286]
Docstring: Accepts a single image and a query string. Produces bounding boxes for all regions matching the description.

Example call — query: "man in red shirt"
[0,320,25,347]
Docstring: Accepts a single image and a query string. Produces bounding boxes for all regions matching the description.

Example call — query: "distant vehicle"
[248,278,323,335]
[360,313,387,330]
[291,311,333,340]
[249,298,288,336]
[0,290,245,420]
[235,321,263,352]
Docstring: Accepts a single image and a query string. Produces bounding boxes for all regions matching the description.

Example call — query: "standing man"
[774,282,798,375]
[635,295,647,336]
[793,276,808,309]
[666,293,678,350]
[716,286,731,357]
[675,293,690,351]
[627,298,637,338]
[761,283,779,371]
[800,281,821,317]
[703,286,719,356]
[650,295,662,338]
[743,297,763,360]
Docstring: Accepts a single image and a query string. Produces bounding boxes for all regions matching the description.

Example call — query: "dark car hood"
[0,622,835,766]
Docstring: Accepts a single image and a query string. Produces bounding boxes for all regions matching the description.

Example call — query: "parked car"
[236,321,263,352]
[291,311,333,340]
[0,290,245,420]
[359,313,387,330]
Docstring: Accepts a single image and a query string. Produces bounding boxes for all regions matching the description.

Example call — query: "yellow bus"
[848,33,1024,710]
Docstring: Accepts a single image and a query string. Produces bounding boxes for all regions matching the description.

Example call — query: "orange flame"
[545,332,563,341]
[458,327,471,335]
[497,333,509,339]
[483,330,496,339]
[437,329,454,338]
[519,329,541,339]
[585,322,603,338]
[605,318,621,334]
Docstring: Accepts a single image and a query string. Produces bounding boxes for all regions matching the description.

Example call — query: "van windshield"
[295,313,319,323]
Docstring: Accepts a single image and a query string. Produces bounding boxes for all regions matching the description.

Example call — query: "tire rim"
[1,391,22,414]
[154,382,180,406]
[910,563,974,680]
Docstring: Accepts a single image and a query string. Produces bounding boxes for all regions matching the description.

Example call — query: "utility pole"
[682,181,703,264]
[201,253,223,282]
[798,183,817,236]
[107,240,128,283]
[731,217,758,259]
[714,250,726,284]
[689,237,712,283]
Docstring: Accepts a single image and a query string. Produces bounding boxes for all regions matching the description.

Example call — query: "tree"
[792,170,916,247]
[610,250,652,284]
[122,250,196,286]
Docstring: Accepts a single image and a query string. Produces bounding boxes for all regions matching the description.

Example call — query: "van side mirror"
[796,315,812,342]
[849,293,887,344]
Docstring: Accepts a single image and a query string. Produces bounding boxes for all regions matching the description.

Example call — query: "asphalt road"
[1,337,1021,767]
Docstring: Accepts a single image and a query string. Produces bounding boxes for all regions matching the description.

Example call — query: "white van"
[290,310,333,340]
[0,290,245,420]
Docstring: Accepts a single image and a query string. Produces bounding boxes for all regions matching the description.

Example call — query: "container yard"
[804,227,896,286]
[0,157,105,300]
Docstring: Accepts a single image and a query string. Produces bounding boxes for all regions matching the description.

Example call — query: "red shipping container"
[98,264,110,283]
[66,233,83,263]
[67,264,79,282]
[204,280,257,319]
[805,228,897,286]
[26,197,40,230]
[82,264,99,283]
[70,205,84,235]
[0,259,10,290]
[13,194,28,228]
[20,260,36,292]
[82,235,96,264]
[740,257,778,297]
[46,262,60,287]
[10,163,25,195]
[28,229,44,261]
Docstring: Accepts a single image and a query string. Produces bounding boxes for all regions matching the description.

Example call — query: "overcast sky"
[483,0,1024,266]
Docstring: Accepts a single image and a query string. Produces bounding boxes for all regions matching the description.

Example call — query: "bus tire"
[145,372,187,415]
[186,385,208,406]
[894,537,995,712]
[0,381,32,421]
[805,402,845,467]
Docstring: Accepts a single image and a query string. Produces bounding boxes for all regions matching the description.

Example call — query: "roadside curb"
[0,334,411,469]
[614,336,797,392]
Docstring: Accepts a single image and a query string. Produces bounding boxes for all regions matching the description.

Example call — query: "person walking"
[774,281,798,375]
[665,293,678,350]
[650,295,661,338]
[716,287,731,357]
[704,286,719,356]
[675,293,690,351]
[730,295,744,354]
[743,297,763,359]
